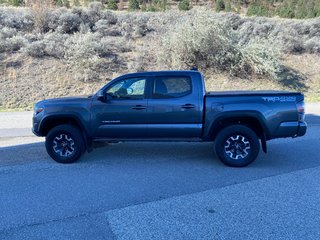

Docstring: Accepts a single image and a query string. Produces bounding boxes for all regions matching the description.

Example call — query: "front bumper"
[32,114,43,137]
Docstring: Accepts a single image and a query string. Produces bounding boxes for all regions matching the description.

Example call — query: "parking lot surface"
[0,105,319,239]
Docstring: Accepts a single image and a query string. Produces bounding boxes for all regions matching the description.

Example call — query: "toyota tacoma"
[33,70,307,167]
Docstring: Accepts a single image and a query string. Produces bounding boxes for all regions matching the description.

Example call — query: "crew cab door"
[147,75,203,138]
[91,77,149,138]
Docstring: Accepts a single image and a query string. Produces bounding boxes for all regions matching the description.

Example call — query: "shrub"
[64,32,117,82]
[107,0,118,10]
[101,11,117,24]
[0,35,26,53]
[118,14,151,39]
[147,5,157,12]
[225,0,232,12]
[94,19,121,36]
[57,12,81,33]
[0,7,34,31]
[277,1,295,18]
[247,3,269,17]
[10,0,23,7]
[157,13,281,79]
[54,0,70,8]
[23,41,46,57]
[178,0,191,11]
[0,27,17,39]
[215,0,225,12]
[129,0,140,11]
[237,39,281,79]
[159,0,168,11]
[42,32,67,58]
[304,37,320,53]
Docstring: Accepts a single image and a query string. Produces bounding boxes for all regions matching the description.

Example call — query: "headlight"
[34,106,44,115]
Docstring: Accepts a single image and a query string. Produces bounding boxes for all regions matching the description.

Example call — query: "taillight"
[297,101,305,121]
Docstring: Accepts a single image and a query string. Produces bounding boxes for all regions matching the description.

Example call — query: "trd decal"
[262,97,296,102]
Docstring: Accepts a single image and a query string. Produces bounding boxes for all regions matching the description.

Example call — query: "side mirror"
[97,90,106,102]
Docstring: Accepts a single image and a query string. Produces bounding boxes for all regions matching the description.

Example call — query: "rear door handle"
[181,104,195,109]
[132,105,146,110]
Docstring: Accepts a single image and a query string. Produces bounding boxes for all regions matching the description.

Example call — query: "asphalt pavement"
[0,104,319,239]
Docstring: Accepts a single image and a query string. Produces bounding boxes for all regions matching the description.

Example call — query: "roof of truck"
[115,70,201,79]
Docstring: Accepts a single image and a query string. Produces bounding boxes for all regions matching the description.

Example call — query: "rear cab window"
[153,76,192,99]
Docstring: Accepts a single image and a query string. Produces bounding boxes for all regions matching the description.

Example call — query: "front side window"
[106,78,146,99]
[153,76,192,99]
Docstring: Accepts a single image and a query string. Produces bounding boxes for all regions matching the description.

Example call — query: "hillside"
[0,3,319,110]
[1,0,320,19]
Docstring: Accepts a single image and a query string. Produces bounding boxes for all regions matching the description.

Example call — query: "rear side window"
[153,76,192,99]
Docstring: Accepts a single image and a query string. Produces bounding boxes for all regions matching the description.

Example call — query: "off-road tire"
[214,125,260,167]
[45,124,85,163]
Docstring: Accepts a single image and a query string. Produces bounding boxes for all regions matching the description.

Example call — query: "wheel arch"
[209,113,268,142]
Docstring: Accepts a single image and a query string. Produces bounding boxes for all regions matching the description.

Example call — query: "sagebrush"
[0,5,319,83]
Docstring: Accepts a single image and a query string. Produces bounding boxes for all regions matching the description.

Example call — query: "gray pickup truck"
[33,70,307,167]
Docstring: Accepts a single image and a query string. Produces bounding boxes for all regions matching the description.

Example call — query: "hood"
[38,95,93,104]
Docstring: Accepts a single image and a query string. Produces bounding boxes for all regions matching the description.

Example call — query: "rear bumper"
[295,121,307,137]
[276,121,307,138]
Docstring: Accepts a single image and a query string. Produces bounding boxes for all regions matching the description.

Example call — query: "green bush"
[225,0,232,12]
[159,0,168,11]
[178,0,191,11]
[247,3,269,17]
[147,5,157,12]
[129,0,140,10]
[10,0,23,6]
[107,0,118,10]
[215,0,225,12]
[54,0,70,8]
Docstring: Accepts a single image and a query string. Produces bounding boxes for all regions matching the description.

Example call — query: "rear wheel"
[45,124,85,163]
[214,125,260,167]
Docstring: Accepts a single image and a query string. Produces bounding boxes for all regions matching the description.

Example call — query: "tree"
[178,0,191,11]
[129,0,140,10]
[215,0,225,12]
[107,0,118,10]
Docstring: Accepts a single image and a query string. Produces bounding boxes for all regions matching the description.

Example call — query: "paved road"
[0,107,319,239]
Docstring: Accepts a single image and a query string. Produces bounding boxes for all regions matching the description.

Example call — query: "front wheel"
[45,124,85,164]
[214,125,260,167]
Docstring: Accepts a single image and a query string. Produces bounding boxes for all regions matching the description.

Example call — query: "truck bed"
[207,90,301,97]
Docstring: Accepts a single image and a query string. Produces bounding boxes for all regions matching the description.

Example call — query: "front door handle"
[181,104,195,109]
[132,105,146,110]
